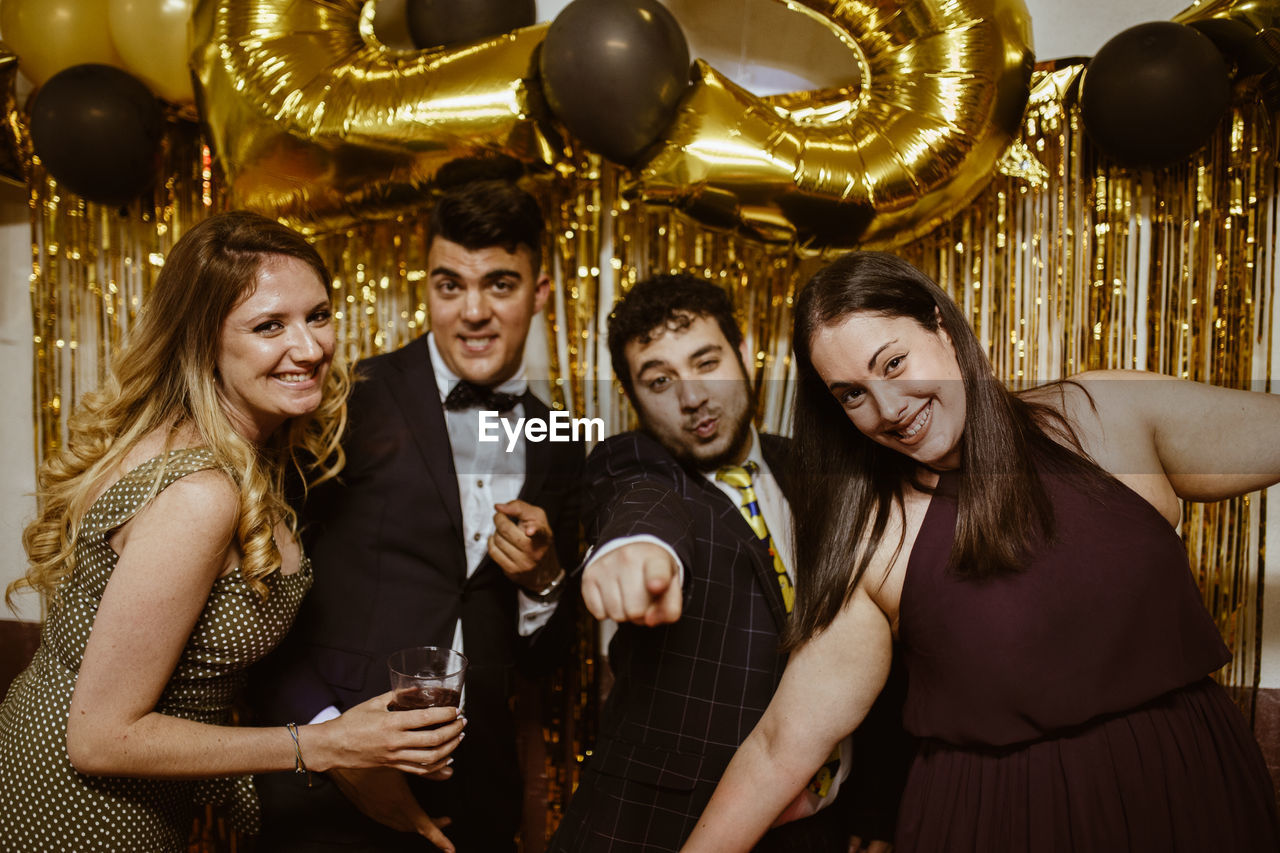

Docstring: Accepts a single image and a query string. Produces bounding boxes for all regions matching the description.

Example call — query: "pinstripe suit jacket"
[551,430,849,851]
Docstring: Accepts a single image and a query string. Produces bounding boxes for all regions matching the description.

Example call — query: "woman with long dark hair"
[0,211,464,852]
[684,252,1280,851]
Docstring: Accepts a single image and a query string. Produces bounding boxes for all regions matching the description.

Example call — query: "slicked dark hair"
[428,179,543,274]
[607,273,744,399]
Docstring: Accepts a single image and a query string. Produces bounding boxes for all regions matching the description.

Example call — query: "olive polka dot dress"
[0,448,312,852]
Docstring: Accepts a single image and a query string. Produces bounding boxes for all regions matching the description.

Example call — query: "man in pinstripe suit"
[549,274,907,852]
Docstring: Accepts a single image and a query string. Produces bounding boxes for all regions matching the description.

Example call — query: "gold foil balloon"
[1174,0,1280,74]
[629,0,1035,250]
[0,0,123,87]
[1177,0,1280,26]
[190,0,561,233]
[107,0,195,105]
[407,0,536,50]
[371,0,419,51]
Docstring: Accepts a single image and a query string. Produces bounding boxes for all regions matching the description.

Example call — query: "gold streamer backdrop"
[24,66,1278,844]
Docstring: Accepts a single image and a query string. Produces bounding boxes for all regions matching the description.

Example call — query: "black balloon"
[407,0,536,49]
[1080,22,1231,169]
[540,0,690,165]
[30,64,163,206]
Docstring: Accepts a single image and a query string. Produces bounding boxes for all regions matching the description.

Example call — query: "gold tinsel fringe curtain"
[24,67,1278,838]
[900,68,1279,702]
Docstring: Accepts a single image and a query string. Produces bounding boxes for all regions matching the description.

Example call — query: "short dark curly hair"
[428,179,543,274]
[607,273,745,398]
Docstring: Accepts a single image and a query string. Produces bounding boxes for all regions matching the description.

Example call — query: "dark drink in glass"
[388,685,462,712]
[387,646,467,716]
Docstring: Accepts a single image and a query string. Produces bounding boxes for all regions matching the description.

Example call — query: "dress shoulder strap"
[79,447,224,536]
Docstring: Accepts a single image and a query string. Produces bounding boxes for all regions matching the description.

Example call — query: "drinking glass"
[387,646,467,713]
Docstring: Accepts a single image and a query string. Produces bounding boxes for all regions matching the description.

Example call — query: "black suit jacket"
[551,431,908,852]
[253,335,584,847]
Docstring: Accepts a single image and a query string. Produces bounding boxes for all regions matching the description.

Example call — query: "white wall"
[0,183,37,622]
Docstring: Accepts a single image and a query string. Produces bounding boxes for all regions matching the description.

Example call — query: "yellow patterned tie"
[716,461,840,798]
[716,462,795,612]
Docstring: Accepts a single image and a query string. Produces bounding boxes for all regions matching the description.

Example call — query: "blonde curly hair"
[8,211,350,607]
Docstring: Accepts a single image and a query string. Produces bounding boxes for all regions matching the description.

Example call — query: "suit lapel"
[696,467,789,631]
[517,392,550,504]
[759,434,795,504]
[756,435,794,628]
[472,392,551,584]
[385,337,464,542]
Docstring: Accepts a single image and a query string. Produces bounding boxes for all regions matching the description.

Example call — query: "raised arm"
[682,587,894,852]
[66,469,462,780]
[577,433,695,626]
[1067,371,1280,501]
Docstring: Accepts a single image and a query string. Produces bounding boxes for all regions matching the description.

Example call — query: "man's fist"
[489,500,560,593]
[581,542,681,626]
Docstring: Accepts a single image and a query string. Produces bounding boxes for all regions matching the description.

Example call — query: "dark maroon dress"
[895,464,1279,852]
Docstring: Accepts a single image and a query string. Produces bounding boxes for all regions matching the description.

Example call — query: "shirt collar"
[426,332,529,403]
[701,426,763,483]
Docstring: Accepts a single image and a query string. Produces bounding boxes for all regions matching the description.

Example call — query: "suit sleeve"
[515,432,586,675]
[573,433,698,603]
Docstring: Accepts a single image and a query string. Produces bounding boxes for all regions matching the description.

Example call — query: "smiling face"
[426,236,550,386]
[625,313,754,471]
[216,255,335,443]
[808,310,966,470]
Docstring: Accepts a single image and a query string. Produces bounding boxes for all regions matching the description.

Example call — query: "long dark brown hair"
[786,252,1105,648]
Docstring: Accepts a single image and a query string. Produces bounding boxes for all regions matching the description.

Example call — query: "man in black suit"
[253,180,583,853]
[549,274,906,852]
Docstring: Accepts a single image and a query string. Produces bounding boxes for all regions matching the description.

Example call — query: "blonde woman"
[0,211,465,852]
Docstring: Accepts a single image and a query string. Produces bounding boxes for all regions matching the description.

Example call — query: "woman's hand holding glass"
[305,690,466,776]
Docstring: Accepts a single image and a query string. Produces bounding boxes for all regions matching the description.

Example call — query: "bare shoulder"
[862,482,933,633]
[1022,368,1160,406]
[1020,370,1280,509]
[1067,369,1167,402]
[1021,370,1170,440]
[116,423,206,469]
[158,466,239,517]
[1064,370,1237,437]
[113,466,239,558]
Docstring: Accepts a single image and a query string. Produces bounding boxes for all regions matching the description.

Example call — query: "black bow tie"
[443,381,521,413]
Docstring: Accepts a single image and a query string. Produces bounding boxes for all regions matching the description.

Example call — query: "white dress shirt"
[307,335,558,724]
[426,333,560,645]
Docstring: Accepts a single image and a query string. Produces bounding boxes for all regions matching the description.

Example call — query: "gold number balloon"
[192,0,1032,248]
[1174,0,1280,71]
[1175,0,1280,34]
[190,0,560,233]
[629,0,1035,250]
